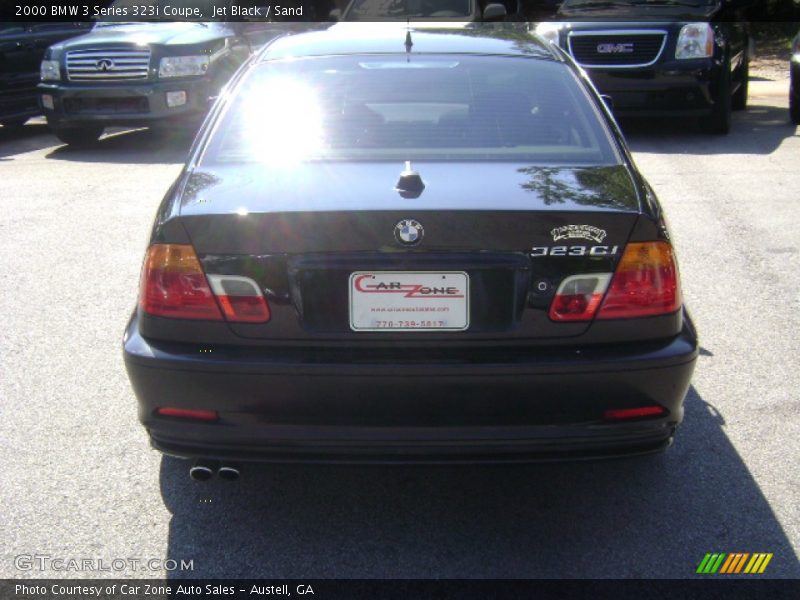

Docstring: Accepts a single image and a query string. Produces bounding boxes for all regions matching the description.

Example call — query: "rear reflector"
[597,241,681,319]
[207,274,271,323]
[549,273,612,321]
[140,244,223,321]
[604,406,666,421]
[156,407,219,421]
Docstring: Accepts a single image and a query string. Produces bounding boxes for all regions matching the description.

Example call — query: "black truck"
[0,22,89,128]
[536,0,752,134]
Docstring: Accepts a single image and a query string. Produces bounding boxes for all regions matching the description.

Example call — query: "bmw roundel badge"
[394,219,424,245]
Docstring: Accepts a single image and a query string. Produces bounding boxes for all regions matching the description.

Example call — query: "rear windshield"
[346,0,475,20]
[203,54,620,165]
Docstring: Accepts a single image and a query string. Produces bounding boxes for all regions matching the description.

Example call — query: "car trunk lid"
[177,162,641,340]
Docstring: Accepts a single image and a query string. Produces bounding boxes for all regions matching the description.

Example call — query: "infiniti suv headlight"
[158,55,210,78]
[40,59,61,81]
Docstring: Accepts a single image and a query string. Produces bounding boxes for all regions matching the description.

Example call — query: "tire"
[53,125,104,147]
[0,117,29,128]
[732,57,748,111]
[707,64,732,135]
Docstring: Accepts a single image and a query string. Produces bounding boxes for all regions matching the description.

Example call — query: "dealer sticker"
[349,272,469,332]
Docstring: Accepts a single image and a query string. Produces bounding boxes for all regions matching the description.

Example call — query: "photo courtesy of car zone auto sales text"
[1,0,799,597]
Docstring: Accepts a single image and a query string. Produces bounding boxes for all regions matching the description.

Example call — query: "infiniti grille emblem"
[96,58,115,71]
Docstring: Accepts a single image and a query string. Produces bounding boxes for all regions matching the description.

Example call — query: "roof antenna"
[404,29,413,61]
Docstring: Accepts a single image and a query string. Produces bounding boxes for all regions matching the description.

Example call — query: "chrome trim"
[567,29,668,69]
[66,47,151,81]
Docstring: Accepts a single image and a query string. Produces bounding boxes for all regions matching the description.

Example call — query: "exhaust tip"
[218,465,240,481]
[189,461,215,482]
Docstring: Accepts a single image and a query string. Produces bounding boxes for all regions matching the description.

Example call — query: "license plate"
[349,271,469,332]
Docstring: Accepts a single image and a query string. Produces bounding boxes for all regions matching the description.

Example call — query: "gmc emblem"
[597,42,634,54]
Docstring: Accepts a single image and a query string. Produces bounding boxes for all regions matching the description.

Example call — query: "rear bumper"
[123,312,698,463]
[584,59,724,117]
[38,77,212,127]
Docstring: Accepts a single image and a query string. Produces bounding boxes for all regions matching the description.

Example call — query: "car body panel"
[125,310,697,463]
[177,163,640,217]
[122,27,698,463]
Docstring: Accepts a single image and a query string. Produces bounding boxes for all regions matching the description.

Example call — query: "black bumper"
[38,77,213,127]
[0,88,41,122]
[584,59,724,117]
[123,312,698,464]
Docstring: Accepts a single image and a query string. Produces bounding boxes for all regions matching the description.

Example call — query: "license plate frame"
[349,271,470,332]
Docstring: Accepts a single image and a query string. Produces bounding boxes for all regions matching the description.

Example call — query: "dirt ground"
[751,35,794,81]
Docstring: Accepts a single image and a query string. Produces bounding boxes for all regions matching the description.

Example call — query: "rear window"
[203,54,620,165]
[346,0,475,20]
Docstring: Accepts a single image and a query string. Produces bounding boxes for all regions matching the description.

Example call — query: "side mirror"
[482,3,507,21]
[329,8,341,21]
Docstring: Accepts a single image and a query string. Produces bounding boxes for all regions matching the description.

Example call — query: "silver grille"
[567,30,668,69]
[66,47,151,81]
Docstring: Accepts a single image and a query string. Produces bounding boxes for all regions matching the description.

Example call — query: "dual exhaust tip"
[189,460,240,482]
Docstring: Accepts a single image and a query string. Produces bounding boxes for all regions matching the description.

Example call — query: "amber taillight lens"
[139,244,223,321]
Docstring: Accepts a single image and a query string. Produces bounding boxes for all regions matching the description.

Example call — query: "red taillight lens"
[604,406,666,421]
[597,242,681,319]
[207,274,271,323]
[156,407,219,421]
[139,244,223,321]
[549,274,612,321]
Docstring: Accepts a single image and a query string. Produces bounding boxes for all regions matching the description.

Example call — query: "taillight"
[207,274,271,323]
[549,274,612,321]
[139,244,223,320]
[597,242,681,319]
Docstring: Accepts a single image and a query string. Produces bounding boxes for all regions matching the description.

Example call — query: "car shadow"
[621,104,797,155]
[158,386,800,578]
[0,121,59,160]
[44,127,195,164]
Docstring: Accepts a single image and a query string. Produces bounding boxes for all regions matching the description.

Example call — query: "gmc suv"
[536,0,752,134]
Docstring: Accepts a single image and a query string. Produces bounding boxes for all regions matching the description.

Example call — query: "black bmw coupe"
[123,25,698,476]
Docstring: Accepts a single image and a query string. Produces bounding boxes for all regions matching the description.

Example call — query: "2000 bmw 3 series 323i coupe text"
[123,25,698,467]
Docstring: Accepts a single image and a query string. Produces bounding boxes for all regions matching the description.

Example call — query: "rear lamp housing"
[549,274,612,321]
[139,244,271,323]
[207,274,271,323]
[139,244,223,321]
[597,242,681,319]
[548,241,681,322]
